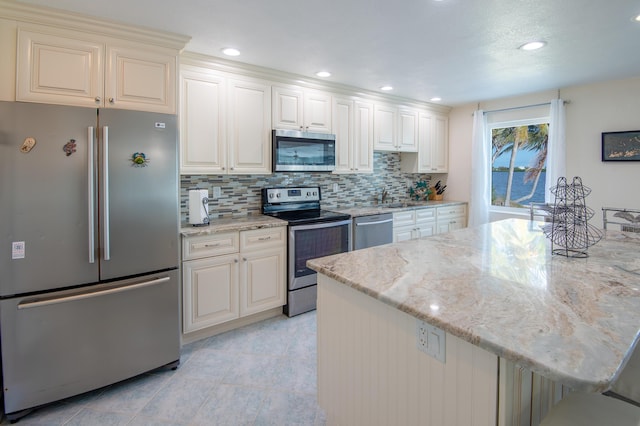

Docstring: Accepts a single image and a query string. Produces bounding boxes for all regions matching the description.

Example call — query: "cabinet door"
[272,85,303,130]
[374,103,397,151]
[228,78,272,174]
[240,246,286,316]
[393,225,415,243]
[332,96,354,173]
[16,29,104,108]
[432,115,449,172]
[415,223,436,238]
[304,89,332,133]
[417,111,435,171]
[397,108,418,152]
[106,44,177,114]
[180,68,226,174]
[182,254,240,333]
[353,101,374,173]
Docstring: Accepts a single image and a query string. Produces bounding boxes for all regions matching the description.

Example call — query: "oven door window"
[291,221,350,283]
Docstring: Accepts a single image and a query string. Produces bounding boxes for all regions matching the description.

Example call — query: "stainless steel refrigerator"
[0,101,180,421]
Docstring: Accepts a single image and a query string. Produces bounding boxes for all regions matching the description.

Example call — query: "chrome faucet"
[381,188,389,204]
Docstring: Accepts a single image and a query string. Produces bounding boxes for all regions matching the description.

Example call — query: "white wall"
[448,76,640,227]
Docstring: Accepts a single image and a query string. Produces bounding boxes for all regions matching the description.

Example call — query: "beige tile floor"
[1,311,325,425]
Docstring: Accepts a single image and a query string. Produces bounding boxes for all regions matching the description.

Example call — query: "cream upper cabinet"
[375,103,420,152]
[272,85,332,133]
[105,44,176,113]
[397,107,418,151]
[180,68,226,174]
[16,29,104,108]
[16,28,178,114]
[401,111,449,173]
[227,77,272,174]
[179,64,271,175]
[373,103,397,151]
[332,96,373,174]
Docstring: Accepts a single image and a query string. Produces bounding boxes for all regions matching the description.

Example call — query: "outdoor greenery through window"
[490,119,549,208]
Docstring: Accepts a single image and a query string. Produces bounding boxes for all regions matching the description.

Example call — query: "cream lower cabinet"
[239,227,286,316]
[436,204,467,234]
[182,227,286,333]
[392,208,436,242]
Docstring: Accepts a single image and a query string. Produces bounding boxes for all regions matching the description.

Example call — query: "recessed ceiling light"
[635,14,640,22]
[222,48,240,57]
[380,85,393,91]
[430,97,442,102]
[315,71,331,78]
[519,41,546,51]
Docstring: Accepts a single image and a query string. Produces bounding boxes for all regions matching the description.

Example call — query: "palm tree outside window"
[489,118,549,208]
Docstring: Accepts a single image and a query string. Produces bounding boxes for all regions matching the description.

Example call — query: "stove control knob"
[313,191,317,196]
[276,193,281,198]
[269,193,274,198]
[306,191,311,196]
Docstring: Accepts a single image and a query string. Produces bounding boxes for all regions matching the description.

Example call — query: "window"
[489,118,549,208]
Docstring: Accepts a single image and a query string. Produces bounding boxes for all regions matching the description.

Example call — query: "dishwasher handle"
[355,218,393,227]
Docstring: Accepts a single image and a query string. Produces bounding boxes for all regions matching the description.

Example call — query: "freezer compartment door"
[0,270,180,415]
[98,109,179,280]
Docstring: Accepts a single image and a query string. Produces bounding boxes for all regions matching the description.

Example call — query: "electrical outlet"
[416,319,446,363]
[332,183,339,192]
[416,320,429,353]
[212,187,221,199]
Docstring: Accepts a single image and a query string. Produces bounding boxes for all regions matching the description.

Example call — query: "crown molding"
[181,51,452,114]
[0,0,190,51]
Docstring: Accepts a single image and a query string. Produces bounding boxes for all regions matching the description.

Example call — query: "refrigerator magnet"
[20,137,36,153]
[63,139,77,156]
[131,152,149,167]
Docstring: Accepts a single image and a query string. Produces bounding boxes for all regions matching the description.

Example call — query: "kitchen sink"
[381,202,410,208]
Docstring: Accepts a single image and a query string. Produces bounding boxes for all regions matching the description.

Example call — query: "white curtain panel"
[469,110,490,226]
[545,99,567,203]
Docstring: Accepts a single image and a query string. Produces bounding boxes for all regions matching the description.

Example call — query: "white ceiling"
[16,0,640,106]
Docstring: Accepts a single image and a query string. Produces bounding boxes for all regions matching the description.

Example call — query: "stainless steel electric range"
[261,187,351,317]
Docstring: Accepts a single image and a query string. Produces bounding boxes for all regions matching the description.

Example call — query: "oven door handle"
[289,219,352,231]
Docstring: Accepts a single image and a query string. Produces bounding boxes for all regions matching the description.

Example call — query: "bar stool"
[540,392,640,425]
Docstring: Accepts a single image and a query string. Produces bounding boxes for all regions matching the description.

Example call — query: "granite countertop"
[307,218,640,392]
[180,215,287,237]
[333,200,466,217]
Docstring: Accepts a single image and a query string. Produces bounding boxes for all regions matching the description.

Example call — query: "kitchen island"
[308,219,640,425]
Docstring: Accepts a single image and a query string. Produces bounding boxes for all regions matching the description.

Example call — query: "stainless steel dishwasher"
[353,213,394,250]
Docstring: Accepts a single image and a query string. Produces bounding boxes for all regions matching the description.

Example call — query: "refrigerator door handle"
[17,276,170,310]
[88,126,95,264]
[102,126,110,261]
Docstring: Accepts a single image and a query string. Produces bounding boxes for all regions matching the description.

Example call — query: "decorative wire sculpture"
[541,176,603,258]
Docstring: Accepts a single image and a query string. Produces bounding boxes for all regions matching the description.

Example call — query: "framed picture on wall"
[602,130,640,161]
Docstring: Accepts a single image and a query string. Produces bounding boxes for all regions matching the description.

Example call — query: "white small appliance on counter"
[188,188,209,226]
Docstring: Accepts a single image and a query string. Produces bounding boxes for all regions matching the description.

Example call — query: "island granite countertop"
[180,215,287,237]
[307,218,640,392]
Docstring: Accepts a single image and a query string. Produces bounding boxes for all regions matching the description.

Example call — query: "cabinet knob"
[230,167,234,170]
[242,257,247,261]
[234,259,238,263]
[108,98,114,104]
[222,167,226,170]
[94,97,101,103]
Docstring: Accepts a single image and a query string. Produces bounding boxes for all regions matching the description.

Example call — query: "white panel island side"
[308,219,640,426]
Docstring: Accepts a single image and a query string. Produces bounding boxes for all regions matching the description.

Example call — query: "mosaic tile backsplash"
[180,152,436,222]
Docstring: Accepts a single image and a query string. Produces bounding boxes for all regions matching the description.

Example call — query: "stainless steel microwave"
[272,129,336,172]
